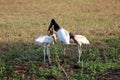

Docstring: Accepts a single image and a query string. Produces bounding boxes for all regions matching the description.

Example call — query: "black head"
[69,32,75,39]
[51,19,56,24]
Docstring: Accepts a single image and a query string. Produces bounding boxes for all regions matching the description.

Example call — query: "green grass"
[0,0,120,79]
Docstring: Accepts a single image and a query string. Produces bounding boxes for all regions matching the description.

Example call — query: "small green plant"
[29,63,38,75]
[84,48,100,61]
[73,73,95,80]
[38,77,46,80]
[0,59,6,79]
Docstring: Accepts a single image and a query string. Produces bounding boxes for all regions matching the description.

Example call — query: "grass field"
[0,0,120,80]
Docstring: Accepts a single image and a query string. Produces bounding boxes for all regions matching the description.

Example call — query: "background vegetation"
[0,0,120,79]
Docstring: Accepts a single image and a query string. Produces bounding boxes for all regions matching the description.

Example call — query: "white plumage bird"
[35,34,56,64]
[62,33,90,62]
[74,35,90,46]
[74,35,90,62]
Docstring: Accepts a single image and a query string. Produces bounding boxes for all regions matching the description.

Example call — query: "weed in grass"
[39,67,62,80]
[0,59,6,79]
[73,73,95,80]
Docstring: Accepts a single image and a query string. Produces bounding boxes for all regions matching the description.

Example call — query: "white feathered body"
[74,35,90,46]
[35,35,54,46]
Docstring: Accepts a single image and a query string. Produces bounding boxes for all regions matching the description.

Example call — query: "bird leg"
[61,42,66,55]
[63,47,66,55]
[47,46,51,64]
[77,45,82,62]
[43,46,46,64]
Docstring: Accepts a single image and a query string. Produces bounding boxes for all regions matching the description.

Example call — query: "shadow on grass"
[0,41,45,65]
